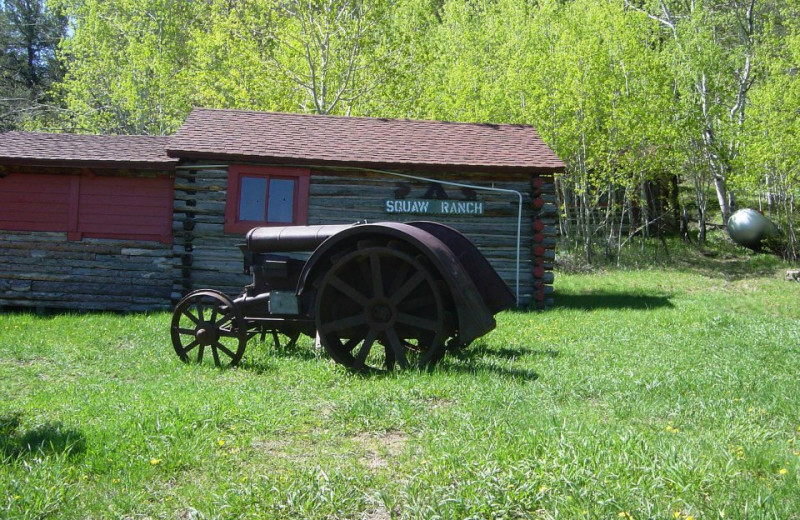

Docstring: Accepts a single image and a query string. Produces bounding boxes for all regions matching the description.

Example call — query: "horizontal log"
[171,221,225,234]
[2,257,173,273]
[173,190,227,202]
[535,203,558,217]
[0,269,171,285]
[172,213,225,226]
[311,172,534,185]
[30,281,171,298]
[0,231,68,242]
[0,247,170,261]
[1,240,169,255]
[0,294,170,307]
[1,255,172,273]
[173,199,226,215]
[0,279,31,291]
[309,184,533,201]
[0,232,171,251]
[174,178,228,192]
[174,169,227,180]
[533,272,555,284]
[0,290,169,303]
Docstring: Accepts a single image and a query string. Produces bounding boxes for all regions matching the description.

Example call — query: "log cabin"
[0,108,563,312]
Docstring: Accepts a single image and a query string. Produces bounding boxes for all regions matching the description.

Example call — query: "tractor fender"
[405,221,515,314]
[297,222,497,344]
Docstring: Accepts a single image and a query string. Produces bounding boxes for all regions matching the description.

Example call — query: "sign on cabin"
[385,198,484,215]
[384,182,484,215]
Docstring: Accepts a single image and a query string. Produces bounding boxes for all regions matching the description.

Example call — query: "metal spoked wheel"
[314,243,448,371]
[171,290,247,367]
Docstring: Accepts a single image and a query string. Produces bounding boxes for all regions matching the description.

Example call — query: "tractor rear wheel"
[314,242,448,371]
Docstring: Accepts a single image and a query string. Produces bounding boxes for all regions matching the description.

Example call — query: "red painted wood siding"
[77,176,173,242]
[0,172,173,243]
[0,174,72,231]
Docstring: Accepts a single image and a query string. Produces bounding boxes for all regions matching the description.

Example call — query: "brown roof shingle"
[0,132,176,169]
[168,108,564,173]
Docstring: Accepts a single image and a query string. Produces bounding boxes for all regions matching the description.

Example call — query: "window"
[224,165,310,233]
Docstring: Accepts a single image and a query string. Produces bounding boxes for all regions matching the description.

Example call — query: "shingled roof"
[168,108,564,174]
[0,132,176,170]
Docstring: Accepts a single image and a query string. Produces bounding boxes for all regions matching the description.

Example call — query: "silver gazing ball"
[727,209,779,249]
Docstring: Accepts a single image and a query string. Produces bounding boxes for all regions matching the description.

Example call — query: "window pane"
[239,177,267,221]
[267,178,295,223]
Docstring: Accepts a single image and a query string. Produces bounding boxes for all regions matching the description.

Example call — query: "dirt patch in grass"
[352,430,408,470]
[250,438,303,461]
[361,505,392,520]
[423,396,454,409]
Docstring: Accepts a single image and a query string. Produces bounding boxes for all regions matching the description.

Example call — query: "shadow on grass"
[553,292,674,310]
[671,251,785,281]
[1,413,86,461]
[456,342,559,361]
[437,358,540,381]
[234,340,322,374]
[427,342,549,381]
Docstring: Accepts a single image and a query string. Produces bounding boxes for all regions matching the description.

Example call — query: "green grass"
[2,260,800,519]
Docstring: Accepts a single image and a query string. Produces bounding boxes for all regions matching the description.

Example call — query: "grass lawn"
[1,254,799,519]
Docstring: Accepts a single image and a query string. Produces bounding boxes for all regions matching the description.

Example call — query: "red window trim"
[224,164,310,234]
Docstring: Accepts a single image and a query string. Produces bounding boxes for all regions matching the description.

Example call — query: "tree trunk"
[713,175,732,225]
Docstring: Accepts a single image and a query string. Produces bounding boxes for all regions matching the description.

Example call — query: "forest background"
[2,0,800,262]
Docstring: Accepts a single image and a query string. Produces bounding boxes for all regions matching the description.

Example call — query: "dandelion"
[673,511,681,519]
[217,439,226,447]
[779,468,788,475]
[150,458,162,466]
[686,516,694,520]
[113,478,120,484]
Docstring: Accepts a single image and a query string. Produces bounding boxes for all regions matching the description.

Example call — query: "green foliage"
[22,0,800,256]
[49,0,207,134]
[0,0,66,129]
[2,266,800,518]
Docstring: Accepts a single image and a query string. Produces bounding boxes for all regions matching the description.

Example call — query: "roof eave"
[0,157,178,171]
[167,149,565,175]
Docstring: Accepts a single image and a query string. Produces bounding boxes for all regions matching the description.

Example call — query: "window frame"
[224,164,310,234]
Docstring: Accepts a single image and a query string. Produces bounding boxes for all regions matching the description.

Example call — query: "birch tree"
[624,0,761,226]
[266,0,392,115]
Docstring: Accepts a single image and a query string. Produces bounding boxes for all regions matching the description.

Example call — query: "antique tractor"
[170,221,514,371]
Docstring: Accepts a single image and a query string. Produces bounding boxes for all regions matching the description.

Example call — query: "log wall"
[0,231,172,311]
[172,164,557,309]
[0,166,175,312]
[172,166,251,300]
